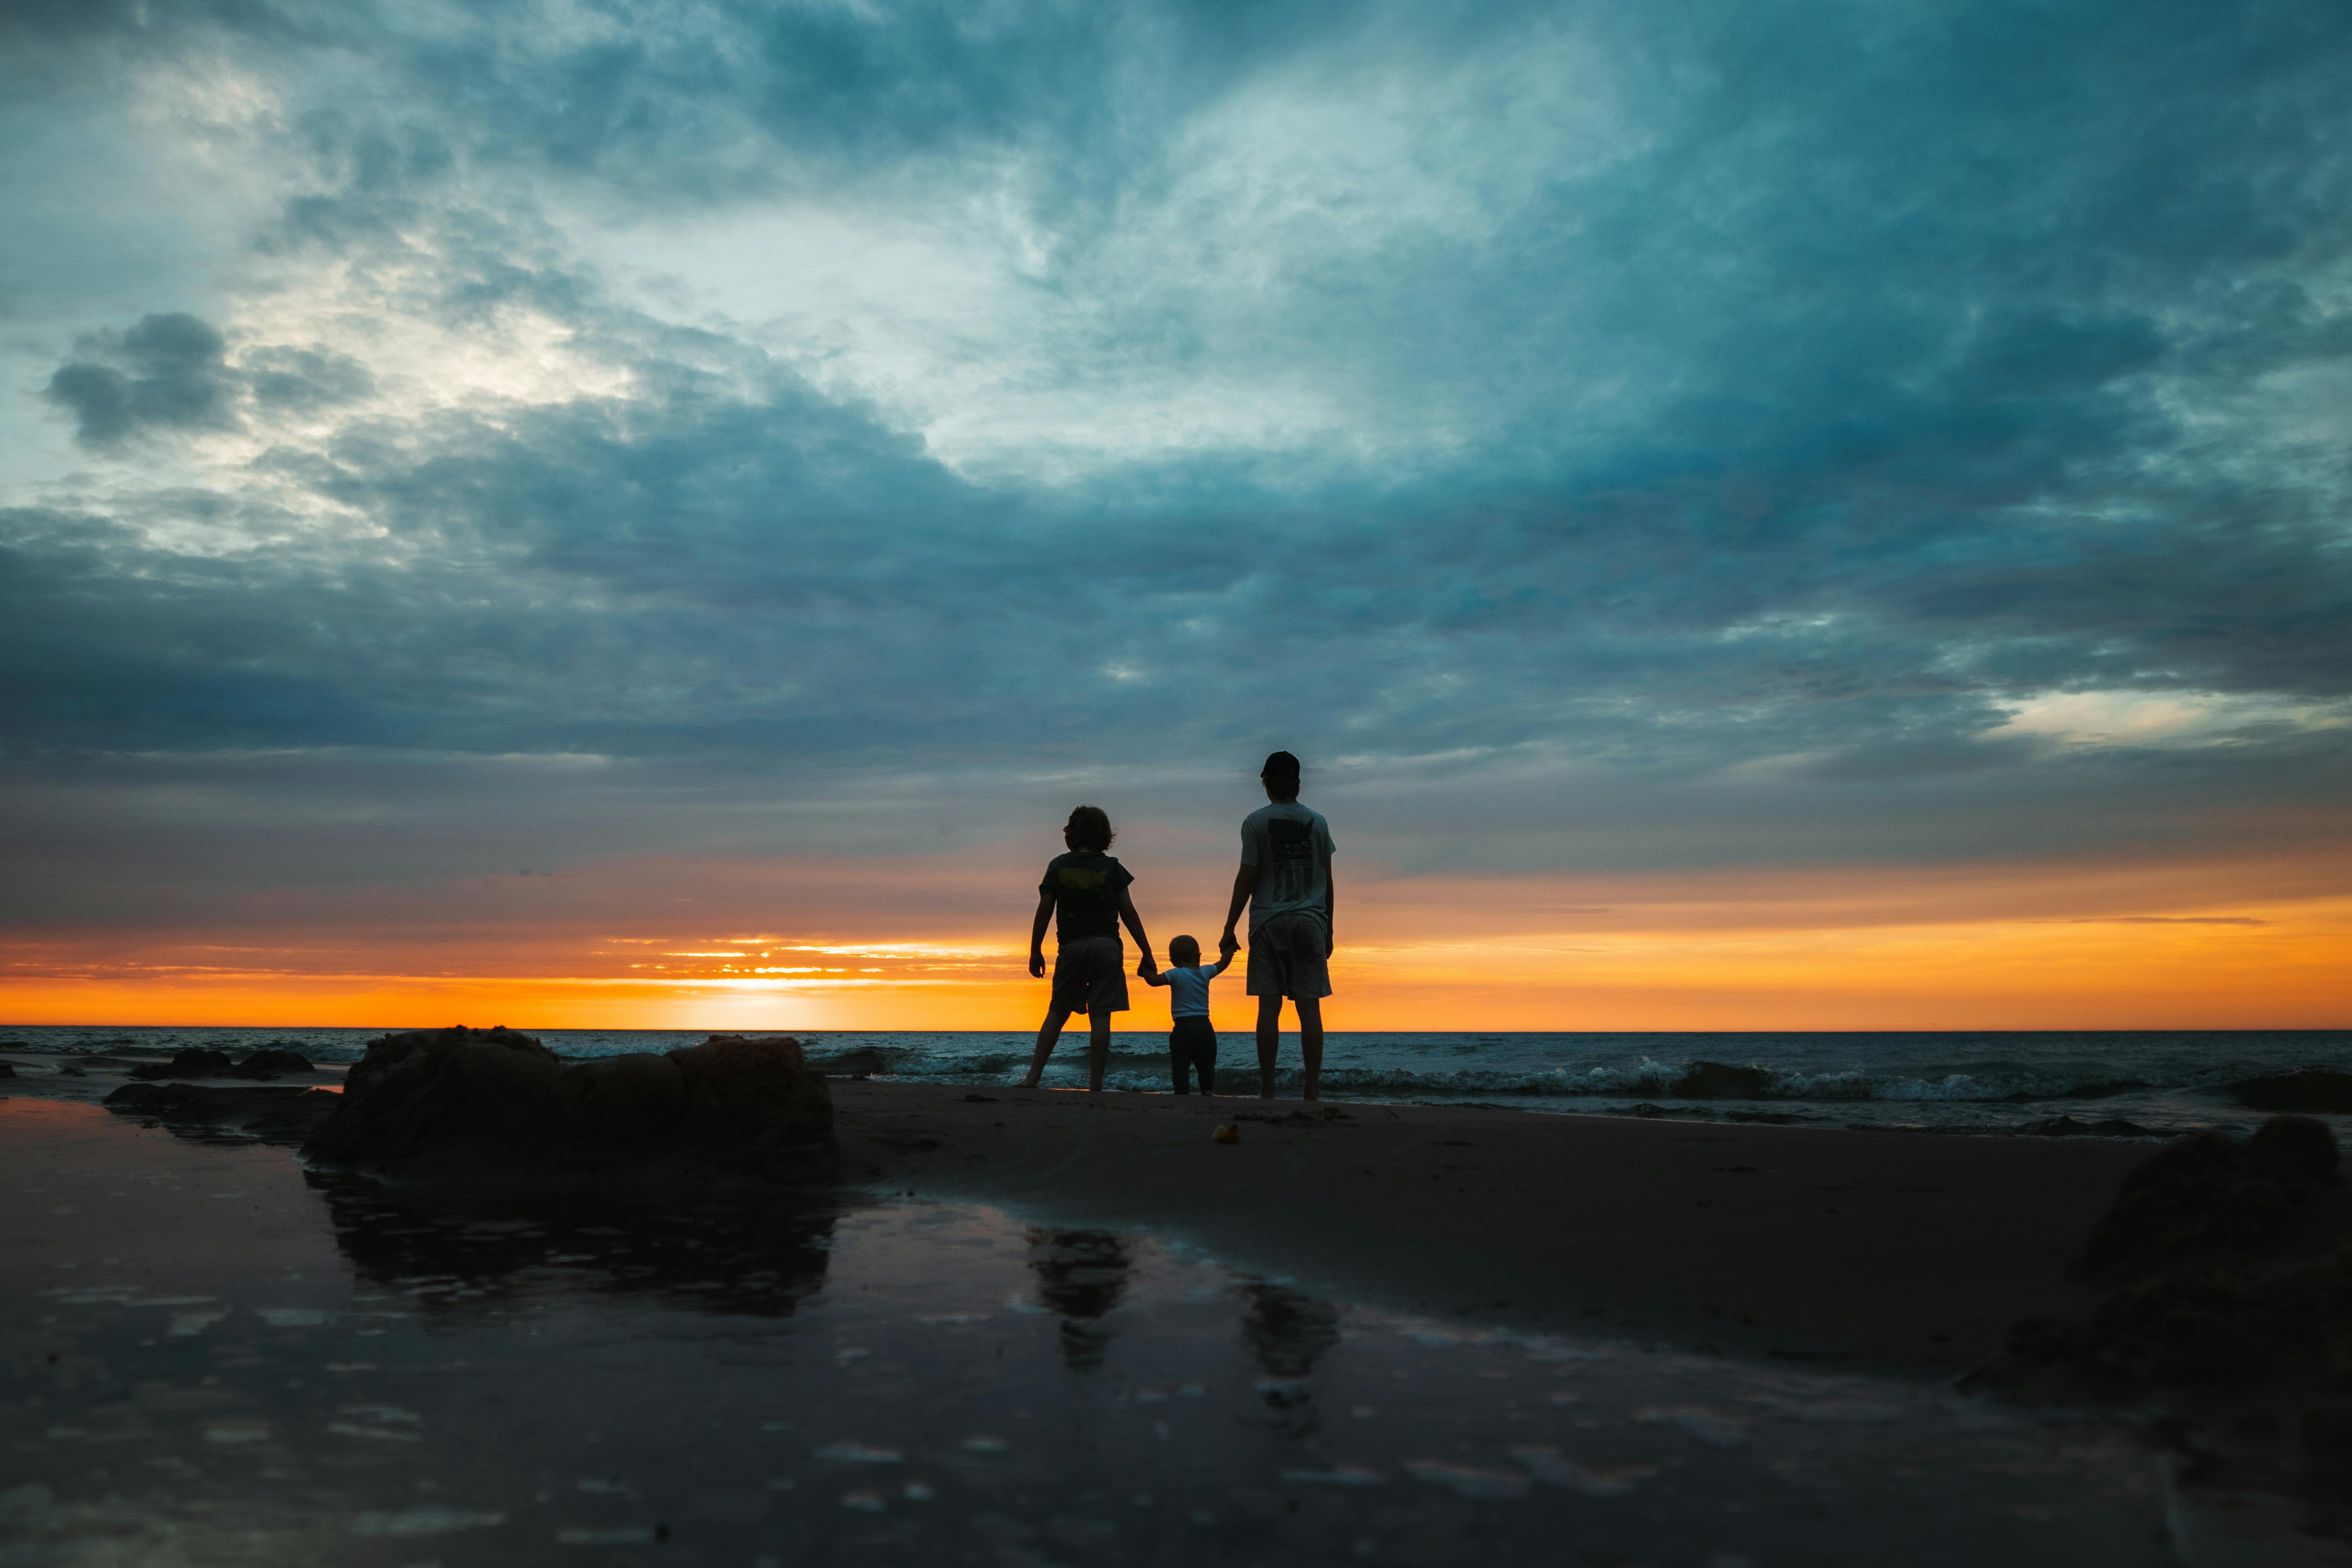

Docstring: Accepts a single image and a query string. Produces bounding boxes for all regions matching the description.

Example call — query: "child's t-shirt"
[1038,851,1133,943]
[1146,956,1229,1018]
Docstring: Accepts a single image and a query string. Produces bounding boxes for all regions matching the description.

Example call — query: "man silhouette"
[1218,750,1336,1100]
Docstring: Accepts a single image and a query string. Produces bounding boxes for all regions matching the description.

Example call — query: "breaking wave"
[798,1041,2352,1111]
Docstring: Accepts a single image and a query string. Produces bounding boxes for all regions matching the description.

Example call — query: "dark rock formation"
[130,1048,236,1079]
[104,1083,342,1143]
[238,1048,315,1078]
[2018,1115,2156,1139]
[300,1026,833,1185]
[130,1046,316,1081]
[2084,1116,2338,1276]
[1669,1061,1778,1099]
[2003,1116,2347,1388]
[2232,1070,2352,1115]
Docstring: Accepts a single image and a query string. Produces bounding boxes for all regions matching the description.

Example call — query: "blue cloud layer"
[1,0,2348,914]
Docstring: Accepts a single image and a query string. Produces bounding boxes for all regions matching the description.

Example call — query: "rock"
[301,1027,833,1185]
[236,1049,314,1079]
[1670,1061,1778,1099]
[2019,1115,2156,1138]
[130,1048,237,1080]
[128,1045,317,1081]
[2229,1069,2352,1114]
[1999,1116,2349,1388]
[103,1083,342,1143]
[2085,1116,2339,1277]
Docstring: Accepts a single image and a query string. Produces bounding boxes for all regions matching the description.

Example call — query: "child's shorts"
[1051,936,1129,1014]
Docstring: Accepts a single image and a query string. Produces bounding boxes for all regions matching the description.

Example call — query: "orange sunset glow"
[8,841,2345,1033]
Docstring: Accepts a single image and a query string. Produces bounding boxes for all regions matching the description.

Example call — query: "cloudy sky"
[3,0,2347,1031]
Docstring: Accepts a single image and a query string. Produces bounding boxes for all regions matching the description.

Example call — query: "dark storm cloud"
[3,0,2350,900]
[45,313,242,447]
[38,311,378,447]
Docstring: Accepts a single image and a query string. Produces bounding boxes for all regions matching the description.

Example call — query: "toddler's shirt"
[1147,956,1230,1018]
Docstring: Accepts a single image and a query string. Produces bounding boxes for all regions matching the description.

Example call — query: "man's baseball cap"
[1259,750,1302,779]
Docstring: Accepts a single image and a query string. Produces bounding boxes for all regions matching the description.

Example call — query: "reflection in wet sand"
[1242,1280,1342,1378]
[313,1171,837,1319]
[1024,1228,1133,1371]
[1240,1279,1343,1435]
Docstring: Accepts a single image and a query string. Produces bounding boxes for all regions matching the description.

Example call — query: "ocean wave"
[1215,1059,2167,1105]
[582,1047,2352,1110]
[926,1056,2181,1104]
[829,1048,2194,1103]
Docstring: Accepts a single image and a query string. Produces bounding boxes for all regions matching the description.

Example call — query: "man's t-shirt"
[1238,802,1335,934]
[1039,851,1134,944]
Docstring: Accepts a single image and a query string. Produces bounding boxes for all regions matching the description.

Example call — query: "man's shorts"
[1050,935,1129,1015]
[1246,913,1333,1000]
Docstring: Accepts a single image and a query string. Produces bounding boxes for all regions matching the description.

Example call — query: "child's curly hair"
[1064,805,1114,852]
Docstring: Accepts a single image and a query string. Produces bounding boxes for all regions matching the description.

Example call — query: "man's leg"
[1256,995,1284,1099]
[1022,1004,1074,1088]
[1296,997,1324,1102]
[1087,1010,1114,1092]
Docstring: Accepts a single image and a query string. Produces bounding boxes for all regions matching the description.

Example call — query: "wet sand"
[4,1097,2196,1566]
[832,1081,2151,1376]
[0,1055,2147,1375]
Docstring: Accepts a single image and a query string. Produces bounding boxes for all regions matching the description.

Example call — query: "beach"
[831,1081,2145,1376]
[6,1089,2198,1567]
[6,1055,2341,1564]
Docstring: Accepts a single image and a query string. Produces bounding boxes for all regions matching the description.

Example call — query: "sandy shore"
[831,1081,2149,1377]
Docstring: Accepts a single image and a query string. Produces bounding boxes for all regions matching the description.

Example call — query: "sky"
[2,0,2348,1033]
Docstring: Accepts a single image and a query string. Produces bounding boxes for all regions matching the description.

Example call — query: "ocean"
[6,1024,2347,1140]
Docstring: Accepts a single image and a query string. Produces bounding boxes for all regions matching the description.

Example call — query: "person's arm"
[1142,968,1171,987]
[1210,950,1234,976]
[1116,885,1156,976]
[1028,891,1054,978]
[1219,865,1256,957]
[1323,864,1336,957]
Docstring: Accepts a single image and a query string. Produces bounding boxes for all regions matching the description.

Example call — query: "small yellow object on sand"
[1212,1122,1240,1144]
